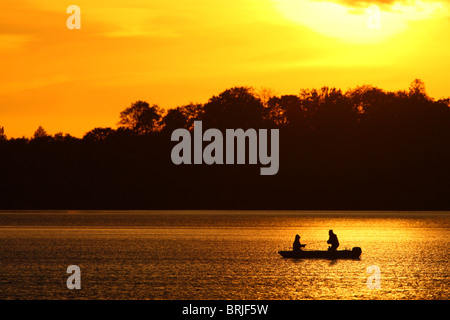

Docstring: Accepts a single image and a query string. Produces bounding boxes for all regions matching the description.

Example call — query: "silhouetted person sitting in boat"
[293,234,306,251]
[327,230,339,251]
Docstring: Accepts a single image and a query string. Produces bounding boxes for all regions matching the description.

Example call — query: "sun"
[272,0,446,44]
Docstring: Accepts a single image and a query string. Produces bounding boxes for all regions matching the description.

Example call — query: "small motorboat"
[278,247,362,259]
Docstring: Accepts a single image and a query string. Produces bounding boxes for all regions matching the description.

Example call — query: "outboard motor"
[352,247,362,258]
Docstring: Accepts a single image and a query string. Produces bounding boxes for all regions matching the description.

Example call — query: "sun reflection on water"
[0,211,448,299]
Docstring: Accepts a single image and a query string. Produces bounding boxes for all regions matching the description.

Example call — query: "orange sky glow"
[1,0,449,138]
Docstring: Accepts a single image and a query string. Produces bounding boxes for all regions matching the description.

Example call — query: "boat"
[278,247,362,259]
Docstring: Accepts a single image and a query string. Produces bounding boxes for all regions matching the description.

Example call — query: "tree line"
[0,79,449,210]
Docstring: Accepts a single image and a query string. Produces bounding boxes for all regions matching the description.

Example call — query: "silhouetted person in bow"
[327,230,339,251]
[293,234,306,251]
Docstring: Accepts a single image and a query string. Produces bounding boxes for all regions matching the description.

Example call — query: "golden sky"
[1,0,449,138]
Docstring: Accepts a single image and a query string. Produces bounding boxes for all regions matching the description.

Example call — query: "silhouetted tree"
[31,126,54,143]
[83,127,115,142]
[0,80,449,211]
[346,85,386,118]
[409,79,427,98]
[33,126,48,139]
[161,103,205,133]
[179,103,204,129]
[201,87,265,129]
[160,108,189,133]
[53,132,77,143]
[312,87,356,132]
[0,126,6,141]
[267,95,302,128]
[118,101,162,134]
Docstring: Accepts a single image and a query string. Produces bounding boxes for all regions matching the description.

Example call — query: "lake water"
[0,211,448,300]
